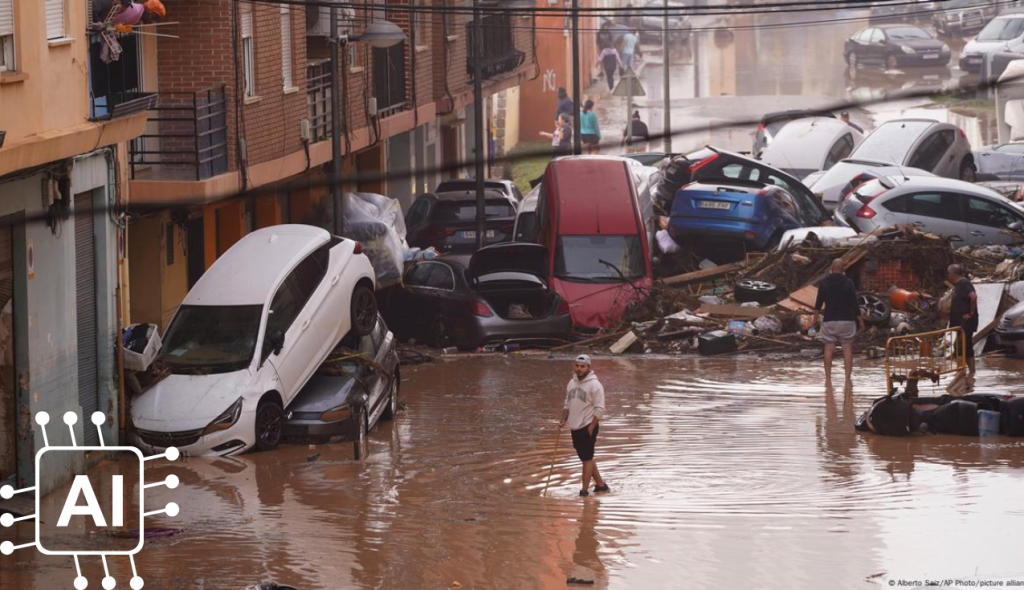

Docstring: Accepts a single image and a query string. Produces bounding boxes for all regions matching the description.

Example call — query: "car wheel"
[885,54,898,70]
[846,51,857,68]
[254,399,284,452]
[858,292,892,326]
[382,368,399,421]
[350,284,377,337]
[959,159,977,183]
[734,279,779,305]
[353,407,369,461]
[433,318,454,349]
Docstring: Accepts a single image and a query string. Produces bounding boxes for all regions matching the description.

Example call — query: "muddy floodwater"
[3,356,1024,589]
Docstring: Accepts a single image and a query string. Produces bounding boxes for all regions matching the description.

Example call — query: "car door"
[899,191,968,240]
[385,262,435,340]
[965,195,1024,245]
[366,320,392,423]
[907,130,955,176]
[262,252,330,404]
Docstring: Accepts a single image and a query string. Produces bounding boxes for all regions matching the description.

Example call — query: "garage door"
[76,194,99,445]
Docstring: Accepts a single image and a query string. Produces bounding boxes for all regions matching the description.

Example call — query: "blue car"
[667,179,807,258]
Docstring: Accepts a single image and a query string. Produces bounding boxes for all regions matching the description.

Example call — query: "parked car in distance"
[759,117,864,179]
[995,298,1024,357]
[845,25,951,70]
[848,119,976,181]
[282,314,399,453]
[131,225,378,457]
[806,158,935,208]
[635,0,691,43]
[833,175,1024,245]
[959,12,1024,72]
[434,178,525,202]
[537,156,653,333]
[752,109,836,158]
[514,185,540,243]
[379,243,572,350]
[668,179,810,262]
[934,0,1000,37]
[405,190,518,254]
[974,141,1024,180]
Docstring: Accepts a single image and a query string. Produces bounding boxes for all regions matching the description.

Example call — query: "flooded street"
[4,356,1024,589]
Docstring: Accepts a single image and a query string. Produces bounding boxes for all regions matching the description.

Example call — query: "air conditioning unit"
[306,3,355,38]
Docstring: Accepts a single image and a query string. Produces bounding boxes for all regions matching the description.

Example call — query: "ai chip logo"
[1,411,180,589]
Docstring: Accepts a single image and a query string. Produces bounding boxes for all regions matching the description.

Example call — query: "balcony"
[307,60,332,142]
[373,42,407,117]
[466,14,524,80]
[89,34,157,121]
[128,86,229,182]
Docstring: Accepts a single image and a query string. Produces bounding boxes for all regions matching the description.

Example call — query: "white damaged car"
[131,225,377,457]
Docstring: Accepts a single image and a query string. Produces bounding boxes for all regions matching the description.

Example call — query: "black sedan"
[845,25,951,70]
[379,243,572,351]
[282,314,399,459]
[405,189,518,254]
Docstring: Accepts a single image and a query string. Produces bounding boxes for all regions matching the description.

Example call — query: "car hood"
[963,39,1011,55]
[132,370,251,432]
[468,242,549,280]
[286,374,361,414]
[552,277,652,330]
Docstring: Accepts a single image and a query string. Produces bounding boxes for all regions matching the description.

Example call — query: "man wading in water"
[558,355,609,497]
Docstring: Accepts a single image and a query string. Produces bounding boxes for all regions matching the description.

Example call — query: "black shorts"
[571,424,600,461]
[581,134,600,146]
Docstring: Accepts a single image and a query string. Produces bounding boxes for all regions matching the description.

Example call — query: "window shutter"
[240,8,252,38]
[45,0,64,39]
[0,0,14,37]
[280,5,292,87]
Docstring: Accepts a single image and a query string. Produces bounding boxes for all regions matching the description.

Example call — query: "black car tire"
[846,51,857,68]
[885,54,898,70]
[734,279,779,305]
[858,292,892,325]
[353,407,369,461]
[350,284,377,337]
[433,318,454,349]
[382,368,400,421]
[254,399,284,452]
[959,158,977,183]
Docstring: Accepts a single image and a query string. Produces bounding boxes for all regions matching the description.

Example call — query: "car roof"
[436,179,510,190]
[761,118,858,168]
[546,157,641,235]
[879,175,1010,199]
[760,109,835,124]
[184,225,330,306]
[876,23,929,30]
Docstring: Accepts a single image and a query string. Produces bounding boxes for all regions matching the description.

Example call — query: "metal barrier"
[885,327,967,393]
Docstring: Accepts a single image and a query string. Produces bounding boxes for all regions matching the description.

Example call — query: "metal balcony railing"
[307,60,332,142]
[466,14,524,80]
[88,35,157,121]
[129,86,229,182]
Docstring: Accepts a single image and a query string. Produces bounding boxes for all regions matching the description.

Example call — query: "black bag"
[1002,397,1024,437]
[928,400,979,436]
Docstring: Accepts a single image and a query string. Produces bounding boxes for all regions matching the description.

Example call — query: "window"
[908,130,955,171]
[824,134,856,170]
[280,4,293,89]
[423,263,456,291]
[869,29,884,44]
[433,200,515,222]
[885,27,932,41]
[45,0,63,40]
[967,197,1023,228]
[412,0,423,45]
[265,252,328,349]
[406,198,431,228]
[405,263,433,286]
[0,0,14,72]
[241,5,255,97]
[896,192,963,221]
[854,28,871,42]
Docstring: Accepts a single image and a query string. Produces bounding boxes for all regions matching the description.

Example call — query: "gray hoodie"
[564,371,606,431]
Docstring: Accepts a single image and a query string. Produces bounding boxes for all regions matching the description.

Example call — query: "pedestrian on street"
[580,99,601,154]
[555,87,575,121]
[621,111,650,153]
[598,46,623,92]
[813,259,865,389]
[621,29,640,72]
[540,113,574,157]
[840,111,864,133]
[947,263,979,382]
[558,354,609,497]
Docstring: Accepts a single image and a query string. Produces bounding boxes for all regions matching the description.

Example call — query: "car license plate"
[462,230,496,239]
[698,200,731,210]
[923,54,939,60]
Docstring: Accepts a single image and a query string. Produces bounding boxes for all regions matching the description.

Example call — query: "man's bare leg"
[824,342,836,388]
[842,341,854,384]
[582,460,594,492]
[591,461,606,489]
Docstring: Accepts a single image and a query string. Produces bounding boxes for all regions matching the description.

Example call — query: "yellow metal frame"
[885,327,967,393]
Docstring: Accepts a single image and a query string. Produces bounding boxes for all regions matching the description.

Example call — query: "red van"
[536,156,653,333]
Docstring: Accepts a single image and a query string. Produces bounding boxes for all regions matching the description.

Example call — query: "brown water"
[3,355,1024,590]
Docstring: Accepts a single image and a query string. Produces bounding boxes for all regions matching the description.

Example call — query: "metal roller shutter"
[45,0,63,40]
[75,194,99,445]
[0,0,14,38]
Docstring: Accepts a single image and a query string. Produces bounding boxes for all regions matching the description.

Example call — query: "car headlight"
[202,398,243,436]
[1012,315,1024,328]
[320,404,353,422]
[902,46,916,54]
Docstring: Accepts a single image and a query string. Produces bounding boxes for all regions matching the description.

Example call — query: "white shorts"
[821,321,857,344]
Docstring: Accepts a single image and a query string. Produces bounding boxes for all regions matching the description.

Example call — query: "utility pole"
[571,0,581,155]
[473,0,487,251]
[662,0,671,153]
[692,29,699,100]
[329,6,344,235]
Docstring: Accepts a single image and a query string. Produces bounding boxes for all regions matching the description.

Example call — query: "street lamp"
[329,13,406,235]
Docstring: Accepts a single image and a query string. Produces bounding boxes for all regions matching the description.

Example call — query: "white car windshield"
[886,27,931,41]
[160,305,262,374]
[978,18,1024,42]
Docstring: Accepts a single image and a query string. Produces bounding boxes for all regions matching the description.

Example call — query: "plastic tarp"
[342,193,408,288]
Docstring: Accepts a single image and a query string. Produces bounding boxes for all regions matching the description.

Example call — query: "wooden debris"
[609,331,639,354]
[661,261,746,286]
[695,303,771,319]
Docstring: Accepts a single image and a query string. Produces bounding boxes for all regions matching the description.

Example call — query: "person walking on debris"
[814,259,866,389]
[598,45,623,92]
[558,354,610,497]
[947,263,979,384]
[622,111,650,153]
[580,99,601,154]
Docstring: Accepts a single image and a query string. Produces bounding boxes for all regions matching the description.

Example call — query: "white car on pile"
[131,225,378,457]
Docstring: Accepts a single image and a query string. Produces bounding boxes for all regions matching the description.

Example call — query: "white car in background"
[848,118,976,181]
[759,117,863,180]
[805,158,935,208]
[959,12,1024,73]
[513,185,539,243]
[131,225,378,457]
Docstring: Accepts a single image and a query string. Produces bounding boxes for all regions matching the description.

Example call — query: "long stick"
[542,426,562,497]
